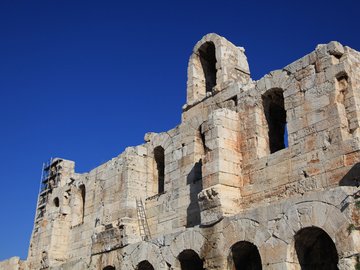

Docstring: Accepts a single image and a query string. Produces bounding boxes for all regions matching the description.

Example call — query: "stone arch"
[186,33,250,105]
[147,132,173,197]
[246,70,293,159]
[221,218,268,268]
[294,226,339,270]
[228,241,262,270]
[166,229,206,268]
[130,241,166,270]
[150,132,172,151]
[178,249,204,270]
[283,200,357,268]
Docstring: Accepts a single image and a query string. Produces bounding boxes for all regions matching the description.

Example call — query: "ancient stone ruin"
[1,33,359,269]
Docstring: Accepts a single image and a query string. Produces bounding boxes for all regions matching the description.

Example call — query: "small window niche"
[262,88,287,153]
[53,197,60,208]
[154,146,165,194]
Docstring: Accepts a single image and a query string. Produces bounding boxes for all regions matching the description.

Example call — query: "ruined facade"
[1,33,360,270]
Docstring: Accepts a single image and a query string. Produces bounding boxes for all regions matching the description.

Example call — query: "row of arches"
[102,250,204,270]
[228,227,339,270]
[102,227,339,270]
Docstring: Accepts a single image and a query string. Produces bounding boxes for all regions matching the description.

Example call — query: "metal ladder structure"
[136,198,151,241]
[34,158,63,228]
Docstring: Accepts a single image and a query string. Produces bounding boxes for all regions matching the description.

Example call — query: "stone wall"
[1,33,359,270]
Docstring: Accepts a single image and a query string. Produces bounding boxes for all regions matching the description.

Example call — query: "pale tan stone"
[2,34,360,270]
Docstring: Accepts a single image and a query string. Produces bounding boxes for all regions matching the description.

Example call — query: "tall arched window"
[262,88,287,153]
[154,146,165,194]
[295,227,339,270]
[178,249,204,270]
[137,260,154,270]
[228,241,262,270]
[198,42,217,93]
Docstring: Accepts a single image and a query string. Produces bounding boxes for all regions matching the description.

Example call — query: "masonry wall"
[1,34,359,270]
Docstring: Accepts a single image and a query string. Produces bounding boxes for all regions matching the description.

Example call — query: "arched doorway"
[294,227,338,270]
[228,241,262,270]
[137,260,154,270]
[178,249,204,270]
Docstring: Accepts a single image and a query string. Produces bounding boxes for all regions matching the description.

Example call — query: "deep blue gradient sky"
[0,0,359,261]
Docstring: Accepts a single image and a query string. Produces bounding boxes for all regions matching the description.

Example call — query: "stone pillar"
[199,108,242,225]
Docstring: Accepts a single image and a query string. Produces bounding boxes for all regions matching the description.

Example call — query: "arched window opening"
[53,197,59,207]
[154,146,165,194]
[198,42,217,93]
[79,184,86,222]
[178,249,204,270]
[295,227,339,270]
[137,260,154,270]
[228,241,262,270]
[103,266,115,270]
[262,88,287,153]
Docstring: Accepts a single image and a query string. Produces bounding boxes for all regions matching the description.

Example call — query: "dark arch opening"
[262,88,287,153]
[137,260,154,270]
[229,241,262,270]
[198,42,217,93]
[103,266,115,270]
[154,146,165,194]
[53,197,59,207]
[79,184,86,222]
[178,249,204,270]
[295,227,339,270]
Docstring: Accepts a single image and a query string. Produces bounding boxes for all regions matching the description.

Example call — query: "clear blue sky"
[0,0,359,261]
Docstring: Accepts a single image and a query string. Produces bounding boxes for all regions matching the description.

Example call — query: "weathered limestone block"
[198,184,241,226]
